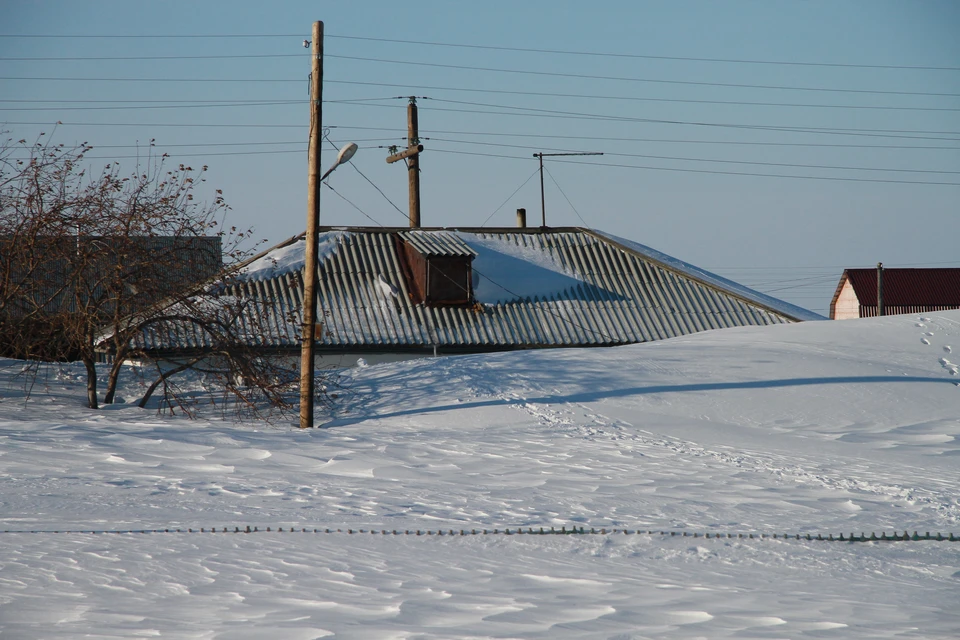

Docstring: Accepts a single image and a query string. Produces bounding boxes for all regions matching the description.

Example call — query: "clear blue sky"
[3,0,958,316]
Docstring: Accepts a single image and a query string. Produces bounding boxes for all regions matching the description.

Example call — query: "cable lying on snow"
[1,526,957,543]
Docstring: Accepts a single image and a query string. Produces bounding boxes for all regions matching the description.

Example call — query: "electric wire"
[323,182,384,227]
[6,79,958,113]
[419,98,960,139]
[5,65,958,98]
[7,113,960,142]
[349,126,960,150]
[336,100,960,141]
[323,134,407,223]
[324,80,960,113]
[428,148,960,186]
[0,98,396,112]
[1,32,957,72]
[325,34,960,72]
[0,101,302,112]
[426,136,960,175]
[549,156,960,186]
[327,54,960,97]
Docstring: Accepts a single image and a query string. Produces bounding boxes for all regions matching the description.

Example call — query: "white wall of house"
[832,280,861,320]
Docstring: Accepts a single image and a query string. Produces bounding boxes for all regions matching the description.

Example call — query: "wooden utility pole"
[299,20,323,429]
[386,97,424,228]
[532,151,603,228]
[877,262,885,317]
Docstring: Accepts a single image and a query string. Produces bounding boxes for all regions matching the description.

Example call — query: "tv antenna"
[533,152,603,228]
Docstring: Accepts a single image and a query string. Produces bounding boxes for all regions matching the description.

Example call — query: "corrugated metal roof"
[399,230,477,257]
[843,268,960,306]
[134,228,815,355]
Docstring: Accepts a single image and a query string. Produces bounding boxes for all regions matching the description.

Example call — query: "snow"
[457,232,586,304]
[2,312,960,638]
[239,231,347,282]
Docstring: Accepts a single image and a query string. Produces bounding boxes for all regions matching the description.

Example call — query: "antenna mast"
[532,152,603,227]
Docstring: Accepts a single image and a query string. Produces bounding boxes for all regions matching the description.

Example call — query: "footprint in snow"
[921,338,930,345]
[916,323,926,328]
[924,332,935,337]
[945,345,952,354]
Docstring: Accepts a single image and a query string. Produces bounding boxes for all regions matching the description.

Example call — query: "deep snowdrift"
[1,312,958,638]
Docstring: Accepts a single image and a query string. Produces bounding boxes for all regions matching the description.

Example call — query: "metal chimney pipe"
[516,208,527,228]
[877,262,884,317]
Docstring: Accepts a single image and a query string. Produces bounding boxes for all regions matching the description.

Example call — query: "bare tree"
[1,133,320,420]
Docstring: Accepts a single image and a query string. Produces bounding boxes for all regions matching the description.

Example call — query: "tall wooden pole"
[407,97,421,228]
[299,21,323,429]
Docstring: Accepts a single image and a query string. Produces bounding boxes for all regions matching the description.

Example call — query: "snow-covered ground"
[1,312,959,638]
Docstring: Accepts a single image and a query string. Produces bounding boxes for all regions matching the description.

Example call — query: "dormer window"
[396,231,476,305]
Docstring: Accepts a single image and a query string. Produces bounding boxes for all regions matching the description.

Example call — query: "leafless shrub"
[1,132,326,423]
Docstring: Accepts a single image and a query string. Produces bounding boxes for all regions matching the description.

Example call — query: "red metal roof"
[843,268,960,306]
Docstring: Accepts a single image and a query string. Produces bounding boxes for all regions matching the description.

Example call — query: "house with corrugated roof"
[127,225,821,366]
[830,267,960,320]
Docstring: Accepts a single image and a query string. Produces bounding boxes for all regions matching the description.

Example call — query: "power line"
[763,276,844,294]
[0,76,301,83]
[0,98,395,112]
[325,34,960,72]
[323,134,407,223]
[3,121,304,128]
[334,99,960,141]
[0,99,295,104]
[549,156,960,187]
[325,80,960,113]
[85,139,394,149]
[8,58,955,97]
[323,182,384,227]
[10,138,956,176]
[426,137,960,175]
[7,149,307,160]
[0,33,303,38]
[0,54,305,61]
[429,148,960,186]
[10,119,954,149]
[711,260,960,270]
[0,101,301,112]
[326,55,960,98]
[5,79,957,113]
[1,32,955,71]
[419,98,960,138]
[344,125,960,151]
[7,96,957,142]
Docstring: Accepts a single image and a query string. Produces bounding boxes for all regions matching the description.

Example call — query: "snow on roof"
[134,227,818,353]
[238,231,348,282]
[593,230,825,321]
[456,231,585,304]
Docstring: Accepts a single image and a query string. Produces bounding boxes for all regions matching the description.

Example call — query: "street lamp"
[299,141,357,429]
[322,142,358,181]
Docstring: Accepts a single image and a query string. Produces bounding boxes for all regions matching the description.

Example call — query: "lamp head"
[336,142,358,165]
